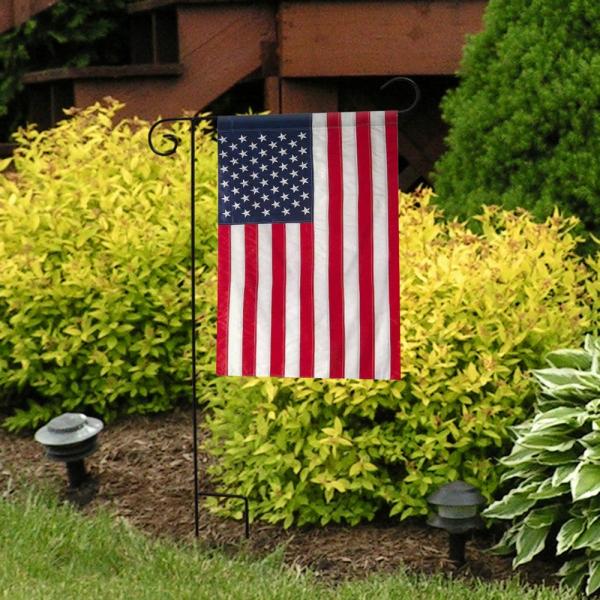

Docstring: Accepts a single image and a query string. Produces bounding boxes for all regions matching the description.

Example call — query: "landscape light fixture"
[427,480,485,565]
[35,413,103,488]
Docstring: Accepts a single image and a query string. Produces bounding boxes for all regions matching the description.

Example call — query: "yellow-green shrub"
[0,100,218,429]
[206,190,599,527]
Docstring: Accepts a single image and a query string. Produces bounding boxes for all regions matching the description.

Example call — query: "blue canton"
[217,114,314,225]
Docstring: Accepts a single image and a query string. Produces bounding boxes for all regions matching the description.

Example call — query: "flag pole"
[148,114,250,540]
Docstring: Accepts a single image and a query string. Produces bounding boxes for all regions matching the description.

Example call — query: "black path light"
[35,413,103,488]
[427,480,485,566]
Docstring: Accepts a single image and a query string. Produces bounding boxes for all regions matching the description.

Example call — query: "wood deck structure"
[3,0,488,187]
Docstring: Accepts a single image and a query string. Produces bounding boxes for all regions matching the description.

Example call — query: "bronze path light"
[427,480,485,565]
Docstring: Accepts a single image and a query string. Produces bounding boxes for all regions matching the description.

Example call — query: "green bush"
[433,0,600,248]
[484,337,600,596]
[0,100,218,429]
[206,191,599,527]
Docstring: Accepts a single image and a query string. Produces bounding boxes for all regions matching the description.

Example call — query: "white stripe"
[255,224,272,376]
[341,112,360,379]
[312,113,330,377]
[370,111,391,379]
[227,225,245,376]
[284,223,301,376]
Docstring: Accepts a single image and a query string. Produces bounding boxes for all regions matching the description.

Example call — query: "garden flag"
[216,111,400,380]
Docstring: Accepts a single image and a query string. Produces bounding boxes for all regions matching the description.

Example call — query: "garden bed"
[0,408,558,586]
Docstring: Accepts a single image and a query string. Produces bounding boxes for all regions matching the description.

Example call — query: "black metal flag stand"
[148,111,250,539]
[146,77,418,540]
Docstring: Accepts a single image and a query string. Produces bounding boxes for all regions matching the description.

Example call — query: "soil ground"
[0,408,558,586]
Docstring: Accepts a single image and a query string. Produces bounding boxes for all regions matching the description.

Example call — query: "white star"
[231,158,239,165]
[300,162,308,169]
[292,200,300,208]
[302,206,310,215]
[290,155,298,163]
[260,179,268,186]
[220,150,227,158]
[240,165,248,172]
[240,150,248,158]
[231,173,239,180]
[290,169,298,177]
[233,202,240,209]
[222,209,231,217]
[251,186,259,194]
[282,208,290,216]
[242,209,250,217]
[271,170,279,178]
[279,147,287,156]
[269,141,277,149]
[222,181,229,188]
[261,194,269,201]
[252,202,260,209]
[291,184,299,192]
[222,195,230,203]
[219,135,227,142]
[251,172,259,179]
[281,178,288,186]
[242,194,249,202]
[259,134,267,142]
[272,201,280,208]
[232,187,240,195]
[301,192,309,200]
[271,185,279,193]
[278,132,287,141]
[298,132,307,140]
[299,147,307,155]
[239,134,247,142]
[241,180,248,188]
[250,142,257,150]
[262,208,270,216]
[269,156,278,164]
[230,143,238,150]
[279,163,288,170]
[260,164,268,172]
[282,193,289,200]
[289,140,297,148]
[250,157,258,164]
[259,149,267,157]
[300,177,308,184]
[220,165,228,172]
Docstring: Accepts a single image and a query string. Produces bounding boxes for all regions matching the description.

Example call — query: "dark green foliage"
[433,0,600,247]
[0,0,129,138]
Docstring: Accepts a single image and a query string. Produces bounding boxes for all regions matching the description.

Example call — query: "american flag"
[216,111,400,380]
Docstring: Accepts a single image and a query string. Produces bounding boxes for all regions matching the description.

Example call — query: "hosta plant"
[484,336,600,595]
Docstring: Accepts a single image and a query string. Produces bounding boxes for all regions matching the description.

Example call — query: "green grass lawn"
[0,494,578,600]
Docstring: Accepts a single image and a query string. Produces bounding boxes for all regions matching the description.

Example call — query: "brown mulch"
[0,408,559,586]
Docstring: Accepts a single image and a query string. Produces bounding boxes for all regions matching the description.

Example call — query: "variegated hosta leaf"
[556,516,586,555]
[519,430,577,452]
[571,463,600,501]
[530,406,589,431]
[587,559,600,596]
[483,482,539,520]
[529,479,569,501]
[552,463,578,487]
[571,516,600,550]
[545,348,592,370]
[513,523,551,567]
[523,504,561,528]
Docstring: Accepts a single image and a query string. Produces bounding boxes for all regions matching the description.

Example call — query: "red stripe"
[385,111,401,379]
[326,113,345,378]
[242,224,258,376]
[270,223,286,376]
[216,225,231,375]
[356,112,375,379]
[299,223,314,377]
